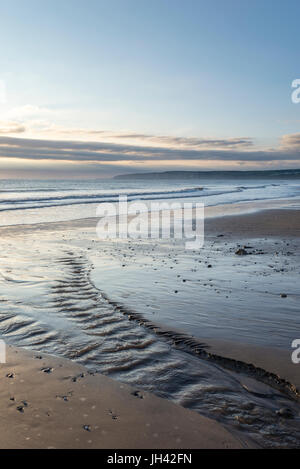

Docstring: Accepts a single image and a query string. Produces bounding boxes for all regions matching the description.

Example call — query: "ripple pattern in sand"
[0,249,300,448]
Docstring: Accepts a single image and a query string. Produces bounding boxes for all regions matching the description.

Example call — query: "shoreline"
[1,195,300,233]
[0,208,299,237]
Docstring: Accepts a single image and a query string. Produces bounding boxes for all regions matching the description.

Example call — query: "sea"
[0,170,300,226]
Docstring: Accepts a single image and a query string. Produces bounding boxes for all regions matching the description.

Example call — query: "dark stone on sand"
[41,367,53,374]
[71,372,85,382]
[235,248,248,256]
[109,410,118,420]
[57,395,69,402]
[280,293,287,298]
[132,391,144,399]
[207,264,212,268]
[6,373,15,379]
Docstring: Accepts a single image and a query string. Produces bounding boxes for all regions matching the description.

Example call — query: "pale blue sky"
[0,0,300,177]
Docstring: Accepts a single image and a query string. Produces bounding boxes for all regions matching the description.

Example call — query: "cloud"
[0,121,26,134]
[108,134,254,149]
[1,101,298,176]
[2,108,252,150]
[280,133,300,149]
[48,128,254,150]
[0,133,299,178]
[6,105,55,119]
[0,134,298,162]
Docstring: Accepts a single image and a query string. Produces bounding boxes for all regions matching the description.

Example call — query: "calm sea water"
[0,174,300,226]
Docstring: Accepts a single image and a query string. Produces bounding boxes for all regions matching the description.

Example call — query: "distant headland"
[114,169,300,180]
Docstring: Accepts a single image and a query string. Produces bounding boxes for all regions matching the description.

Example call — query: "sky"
[1,0,300,178]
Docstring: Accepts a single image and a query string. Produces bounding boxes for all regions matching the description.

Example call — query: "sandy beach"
[0,204,299,448]
[0,345,247,449]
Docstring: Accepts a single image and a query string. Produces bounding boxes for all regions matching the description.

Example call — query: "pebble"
[41,367,53,374]
[235,248,248,256]
[132,390,144,399]
[241,377,274,397]
[276,408,294,419]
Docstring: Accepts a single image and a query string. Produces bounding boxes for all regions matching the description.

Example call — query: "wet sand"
[205,207,300,238]
[0,345,245,449]
[203,339,300,391]
[203,208,300,389]
[0,205,300,448]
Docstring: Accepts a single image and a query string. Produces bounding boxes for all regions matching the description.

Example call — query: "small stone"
[235,248,248,256]
[109,410,118,420]
[83,425,91,432]
[241,377,274,397]
[280,293,287,298]
[276,408,294,419]
[132,391,143,399]
[235,415,257,425]
[41,367,53,374]
[57,395,69,402]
